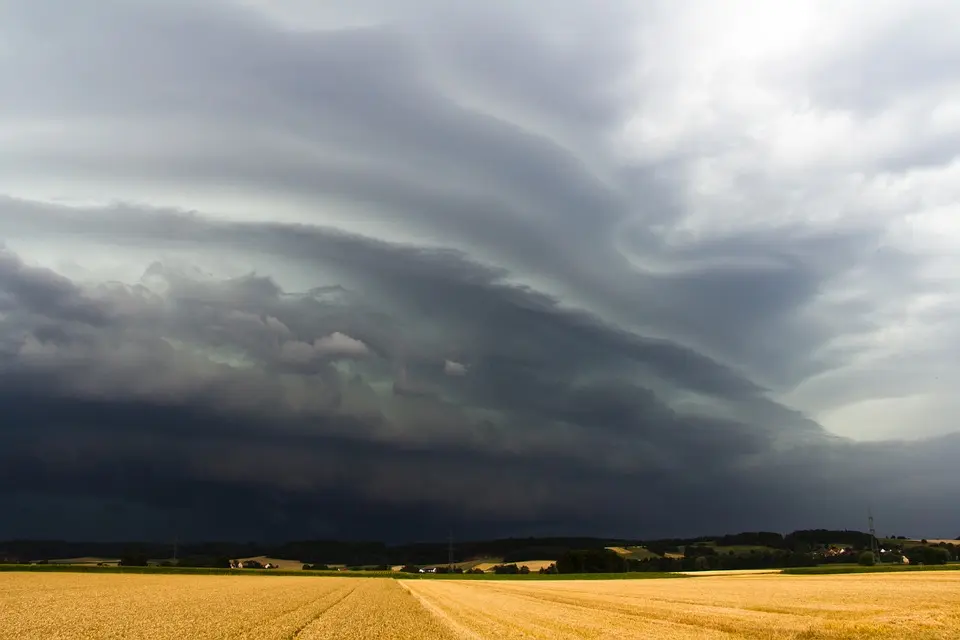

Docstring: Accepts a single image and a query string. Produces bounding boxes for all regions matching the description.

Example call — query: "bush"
[556,549,625,574]
[119,554,149,567]
[858,552,876,566]
[905,546,950,566]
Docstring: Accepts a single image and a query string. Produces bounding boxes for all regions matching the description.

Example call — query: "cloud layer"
[1,0,958,540]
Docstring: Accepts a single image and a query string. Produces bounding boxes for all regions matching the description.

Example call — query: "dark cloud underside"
[1,0,959,540]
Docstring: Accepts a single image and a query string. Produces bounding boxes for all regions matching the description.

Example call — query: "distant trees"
[492,563,521,574]
[118,554,149,567]
[858,552,876,567]
[714,532,785,548]
[785,530,873,550]
[905,546,950,566]
[684,544,717,558]
[556,549,625,574]
[20,530,951,574]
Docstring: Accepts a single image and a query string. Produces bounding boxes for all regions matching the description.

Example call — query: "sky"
[1,0,958,542]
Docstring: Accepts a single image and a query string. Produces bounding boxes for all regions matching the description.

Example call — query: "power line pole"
[868,506,880,561]
[448,530,453,572]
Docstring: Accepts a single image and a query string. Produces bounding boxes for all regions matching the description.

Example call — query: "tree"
[905,546,949,566]
[556,549,625,574]
[119,554,149,567]
[858,552,876,567]
[493,563,520,574]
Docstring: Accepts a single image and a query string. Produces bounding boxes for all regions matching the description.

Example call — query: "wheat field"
[2,571,959,639]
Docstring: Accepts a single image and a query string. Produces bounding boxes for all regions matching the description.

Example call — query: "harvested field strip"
[404,579,735,639]
[296,578,459,639]
[405,572,960,639]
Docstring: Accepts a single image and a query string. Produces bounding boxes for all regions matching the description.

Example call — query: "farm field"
[469,559,556,573]
[2,571,960,639]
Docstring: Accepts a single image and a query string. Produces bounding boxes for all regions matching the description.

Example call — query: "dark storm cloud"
[0,248,110,326]
[1,0,959,541]
[0,231,956,541]
[0,200,772,403]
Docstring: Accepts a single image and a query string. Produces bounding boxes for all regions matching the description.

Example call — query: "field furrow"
[2,571,960,639]
[295,579,460,639]
[404,572,960,639]
[0,574,354,639]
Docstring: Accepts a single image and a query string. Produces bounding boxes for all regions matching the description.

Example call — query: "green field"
[0,563,684,580]
[782,563,960,575]
[404,570,686,580]
[0,564,391,578]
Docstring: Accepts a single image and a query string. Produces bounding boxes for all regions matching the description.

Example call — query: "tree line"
[4,530,957,569]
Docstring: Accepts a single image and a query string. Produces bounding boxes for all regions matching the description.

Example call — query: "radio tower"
[868,507,880,560]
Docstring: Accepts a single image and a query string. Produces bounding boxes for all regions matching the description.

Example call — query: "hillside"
[4,530,956,570]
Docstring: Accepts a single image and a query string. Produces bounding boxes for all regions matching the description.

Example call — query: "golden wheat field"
[2,571,960,639]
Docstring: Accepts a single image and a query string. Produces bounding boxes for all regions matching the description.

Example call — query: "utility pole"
[448,530,454,572]
[868,506,880,561]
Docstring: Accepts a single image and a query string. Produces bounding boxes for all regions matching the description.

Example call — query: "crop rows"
[2,570,959,638]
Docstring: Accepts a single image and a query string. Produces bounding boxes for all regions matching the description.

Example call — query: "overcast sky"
[1,0,958,542]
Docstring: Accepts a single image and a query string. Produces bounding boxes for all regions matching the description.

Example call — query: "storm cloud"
[1,0,958,541]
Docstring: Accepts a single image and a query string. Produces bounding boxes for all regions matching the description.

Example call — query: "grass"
[0,563,683,580]
[606,545,661,560]
[782,563,960,575]
[402,571,686,580]
[0,564,393,578]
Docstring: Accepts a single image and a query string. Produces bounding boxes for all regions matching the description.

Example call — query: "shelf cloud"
[1,0,958,541]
